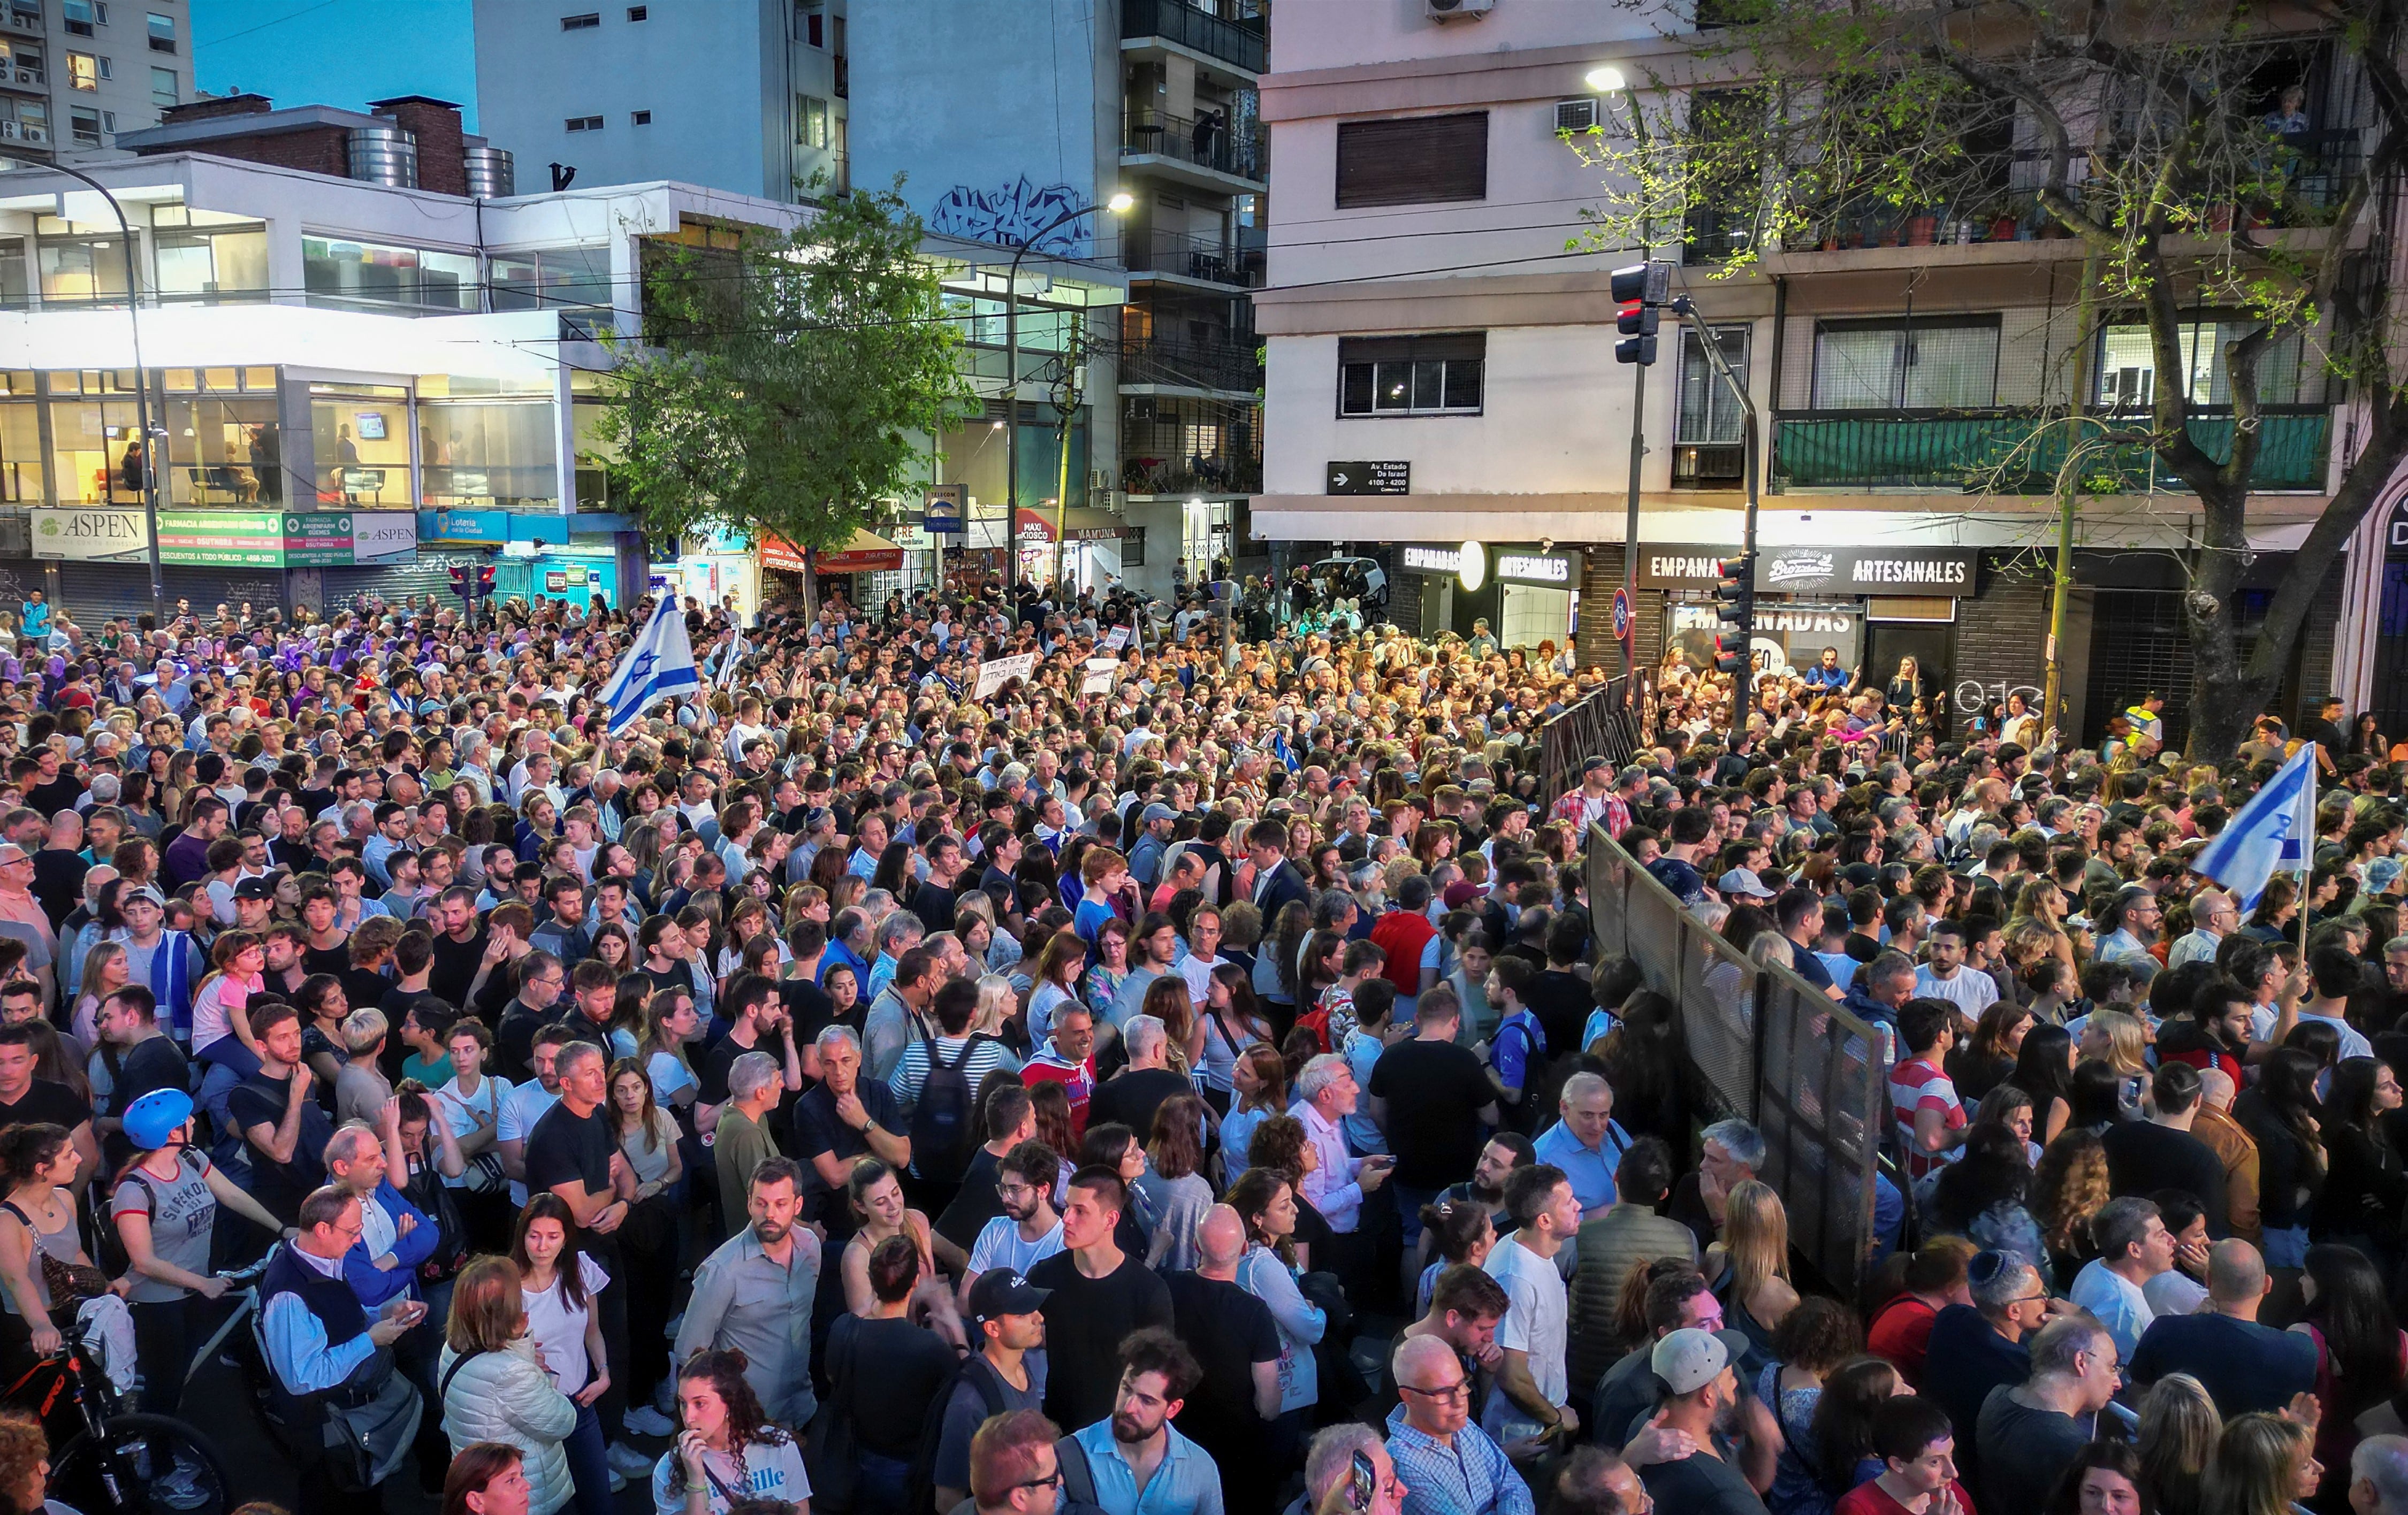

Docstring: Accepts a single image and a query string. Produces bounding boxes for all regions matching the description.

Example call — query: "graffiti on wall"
[929,178,1093,255]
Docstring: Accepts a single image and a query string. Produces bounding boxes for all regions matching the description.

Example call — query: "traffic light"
[1611,260,1671,365]
[448,565,470,599]
[1712,554,1755,675]
[478,564,497,594]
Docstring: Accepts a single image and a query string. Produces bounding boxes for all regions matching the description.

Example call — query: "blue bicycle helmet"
[123,1088,194,1152]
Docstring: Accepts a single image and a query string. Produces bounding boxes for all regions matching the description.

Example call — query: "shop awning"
[758,529,904,574]
[1015,507,1137,543]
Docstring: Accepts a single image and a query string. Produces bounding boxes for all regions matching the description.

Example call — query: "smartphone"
[2121,1074,2145,1107]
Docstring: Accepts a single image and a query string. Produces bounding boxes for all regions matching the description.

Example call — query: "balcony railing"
[1770,406,2331,493]
[1124,229,1263,287]
[1123,454,1261,495]
[1121,0,1266,75]
[1122,109,1264,183]
[1120,334,1261,393]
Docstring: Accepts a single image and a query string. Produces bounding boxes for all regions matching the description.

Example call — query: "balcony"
[1122,453,1261,496]
[1124,229,1262,288]
[1122,109,1264,189]
[1121,0,1265,76]
[1119,334,1260,395]
[1770,407,2331,494]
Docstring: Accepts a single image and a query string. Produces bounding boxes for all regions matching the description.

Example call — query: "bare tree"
[1574,0,2408,754]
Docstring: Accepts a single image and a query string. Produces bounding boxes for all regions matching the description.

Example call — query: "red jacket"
[1368,908,1437,1003]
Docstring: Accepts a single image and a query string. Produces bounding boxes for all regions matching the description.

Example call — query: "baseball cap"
[1717,868,1776,901]
[233,877,278,901]
[124,885,166,908]
[1581,755,1611,775]
[1650,1327,1753,1395]
[965,1268,1051,1325]
[1140,802,1179,824]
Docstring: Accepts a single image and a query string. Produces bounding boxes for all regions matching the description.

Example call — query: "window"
[154,221,267,302]
[560,11,599,27]
[64,50,97,89]
[1337,332,1485,416]
[1675,327,1749,487]
[1335,113,1487,207]
[8,46,41,84]
[99,109,112,131]
[148,63,171,104]
[795,94,828,148]
[626,4,645,16]
[565,114,603,132]
[59,0,96,34]
[67,107,98,144]
[2096,319,2315,409]
[1810,318,2000,409]
[146,10,170,50]
[630,109,650,125]
[797,4,824,46]
[489,244,613,315]
[301,235,478,312]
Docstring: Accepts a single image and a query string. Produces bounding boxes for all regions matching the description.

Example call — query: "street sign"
[1325,461,1411,496]
[1611,587,1633,645]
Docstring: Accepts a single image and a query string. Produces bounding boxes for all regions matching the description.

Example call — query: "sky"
[193,0,479,131]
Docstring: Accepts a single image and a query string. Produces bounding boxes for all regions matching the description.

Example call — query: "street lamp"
[42,163,164,624]
[1003,189,1132,600]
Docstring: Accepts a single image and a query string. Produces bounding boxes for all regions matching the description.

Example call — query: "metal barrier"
[1586,823,1885,1292]
[1541,672,1651,807]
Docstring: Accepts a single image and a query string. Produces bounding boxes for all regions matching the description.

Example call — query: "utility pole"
[2044,247,2104,742]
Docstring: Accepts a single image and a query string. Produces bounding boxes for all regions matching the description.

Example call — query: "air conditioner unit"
[0,123,17,140]
[1556,98,1598,132]
[1426,0,1493,17]
[21,124,44,142]
[1088,468,1112,494]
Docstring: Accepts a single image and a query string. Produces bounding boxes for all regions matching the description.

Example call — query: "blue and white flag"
[597,597,701,736]
[2192,743,2318,907]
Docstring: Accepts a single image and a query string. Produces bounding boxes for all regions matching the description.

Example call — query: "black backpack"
[906,1032,992,1185]
[904,1351,1011,1515]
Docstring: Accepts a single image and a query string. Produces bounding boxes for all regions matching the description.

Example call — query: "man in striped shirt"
[1889,999,1967,1181]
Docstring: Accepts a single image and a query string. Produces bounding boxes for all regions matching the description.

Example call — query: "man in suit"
[1244,817,1309,921]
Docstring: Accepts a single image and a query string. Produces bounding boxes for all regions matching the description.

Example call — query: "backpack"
[903,1351,1011,1515]
[95,1149,200,1277]
[906,1032,992,1186]
[1294,1005,1333,1054]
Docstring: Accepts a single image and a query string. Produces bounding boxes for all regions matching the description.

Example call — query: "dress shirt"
[674,1226,823,1430]
[1533,1118,1632,1219]
[1382,1403,1536,1515]
[1069,1417,1225,1515]
[262,1245,378,1395]
[1292,1099,1366,1233]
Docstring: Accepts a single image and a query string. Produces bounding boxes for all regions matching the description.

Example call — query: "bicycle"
[1,1255,272,1515]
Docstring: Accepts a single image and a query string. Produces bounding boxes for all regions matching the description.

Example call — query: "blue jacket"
[341,1180,440,1310]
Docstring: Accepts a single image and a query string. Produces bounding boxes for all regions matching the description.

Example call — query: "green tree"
[600,182,971,579]
[1573,0,2408,756]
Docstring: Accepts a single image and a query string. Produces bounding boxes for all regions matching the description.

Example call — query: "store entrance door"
[1864,620,1957,726]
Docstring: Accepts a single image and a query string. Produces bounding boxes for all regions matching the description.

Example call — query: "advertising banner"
[1641,544,1976,596]
[31,508,150,563]
[1668,601,1863,679]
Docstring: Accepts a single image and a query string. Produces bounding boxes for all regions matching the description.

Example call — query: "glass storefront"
[0,374,36,504]
[310,386,412,507]
[422,375,560,512]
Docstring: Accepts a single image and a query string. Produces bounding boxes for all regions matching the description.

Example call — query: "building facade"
[1252,3,2367,746]
[0,0,195,168]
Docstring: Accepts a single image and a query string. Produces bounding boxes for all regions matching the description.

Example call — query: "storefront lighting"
[1458,540,1488,591]
[1585,65,1626,93]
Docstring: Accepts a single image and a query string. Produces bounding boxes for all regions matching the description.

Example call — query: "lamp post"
[1003,190,1131,601]
[44,163,164,624]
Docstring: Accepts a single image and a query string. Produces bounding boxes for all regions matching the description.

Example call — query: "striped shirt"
[1889,1056,1964,1180]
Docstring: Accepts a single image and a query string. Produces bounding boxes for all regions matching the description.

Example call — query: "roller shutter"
[55,563,288,625]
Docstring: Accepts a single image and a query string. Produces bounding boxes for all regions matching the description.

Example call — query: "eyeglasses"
[1400,1379,1473,1402]
[1013,1468,1064,1493]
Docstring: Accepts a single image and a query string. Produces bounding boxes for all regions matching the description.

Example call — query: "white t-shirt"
[1914,964,2000,1019]
[1482,1237,1568,1442]
[649,1437,811,1515]
[966,1215,1064,1279]
[437,1072,513,1190]
[2069,1258,2154,1361]
[498,1081,562,1208]
[523,1254,612,1394]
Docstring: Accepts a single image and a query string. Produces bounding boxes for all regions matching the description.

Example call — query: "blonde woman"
[2138,1373,2221,1515]
[2083,1009,2152,1077]
[70,940,128,1049]
[2201,1411,2319,1515]
[1707,1179,1799,1357]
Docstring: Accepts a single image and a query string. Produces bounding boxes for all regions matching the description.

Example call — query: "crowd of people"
[0,575,2399,1515]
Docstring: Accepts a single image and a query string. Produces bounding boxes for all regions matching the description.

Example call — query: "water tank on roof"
[347,124,418,188]
[463,146,515,198]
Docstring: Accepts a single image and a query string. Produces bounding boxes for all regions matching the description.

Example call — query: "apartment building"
[0,0,194,166]
[1255,2,2378,745]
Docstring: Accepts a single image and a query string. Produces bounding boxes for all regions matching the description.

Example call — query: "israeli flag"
[597,598,701,737]
[2192,743,2318,907]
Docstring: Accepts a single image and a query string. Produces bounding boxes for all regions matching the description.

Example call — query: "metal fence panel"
[1542,674,1652,806]
[1585,822,1883,1291]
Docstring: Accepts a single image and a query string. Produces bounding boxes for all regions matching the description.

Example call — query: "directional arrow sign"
[1327,461,1410,496]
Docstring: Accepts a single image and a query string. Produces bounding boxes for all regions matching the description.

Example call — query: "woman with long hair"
[70,939,127,1049]
[2298,1244,2404,1488]
[606,1057,681,1415]
[656,1348,810,1514]
[2239,1046,2325,1268]
[444,1443,535,1515]
[1025,929,1087,1045]
[1809,1356,1903,1497]
[2201,1412,2319,1515]
[2012,1024,2079,1146]
[1928,1120,2049,1273]
[636,988,703,1124]
[1948,1000,2032,1106]
[1757,1298,1866,1515]
[2032,1130,2113,1287]
[2314,1058,2408,1263]
[1081,916,1132,1024]
[508,1196,617,1515]
[1139,1094,1213,1272]
[1227,1166,1324,1472]
[1027,1078,1077,1165]
[2046,1441,2155,1515]
[1600,989,1697,1172]
[437,1257,580,1515]
[1413,1197,1496,1317]
[838,1156,934,1319]
[1220,1042,1290,1180]
[1711,1179,1802,1355]
[1195,961,1271,1115]
[1081,1123,1156,1258]
[0,1123,113,1364]
[1259,899,1312,1040]
[589,922,634,978]
[2138,1373,2219,1515]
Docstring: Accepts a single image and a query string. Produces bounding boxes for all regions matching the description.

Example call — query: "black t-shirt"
[0,1078,89,1140]
[1025,1250,1175,1432]
[1088,1067,1192,1144]
[496,1001,571,1086]
[1921,1305,2029,1485]
[2101,1119,2231,1236]
[1367,1036,1495,1189]
[30,850,86,931]
[526,1098,617,1261]
[834,1314,959,1458]
[225,1068,332,1223]
[1162,1268,1280,1450]
[99,1036,190,1169]
[1525,968,1592,1055]
[428,928,488,1009]
[1976,1384,2093,1515]
[934,1144,1007,1252]
[907,878,958,935]
[776,978,837,1043]
[302,940,352,981]
[25,775,84,818]
[1636,1432,1767,1515]
[788,1080,908,1233]
[339,966,392,1019]
[2129,1311,2318,1417]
